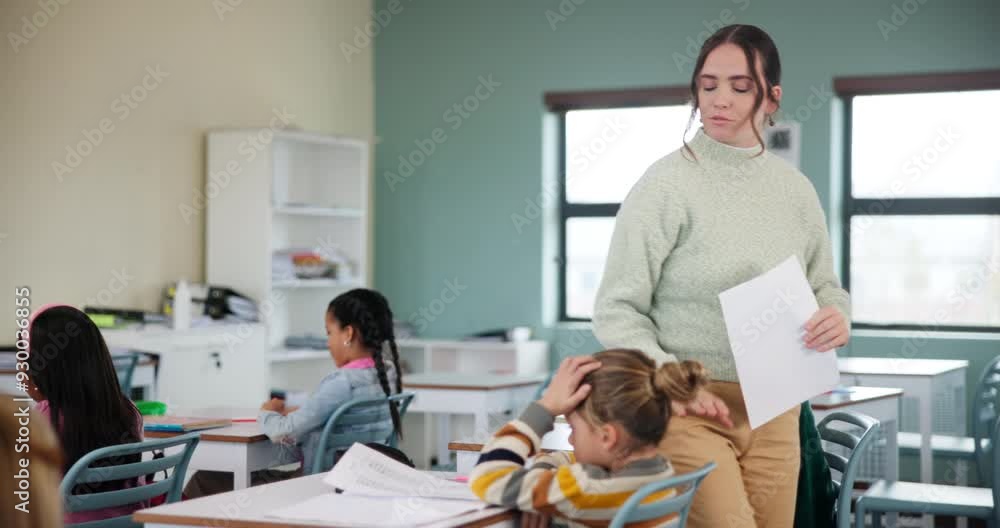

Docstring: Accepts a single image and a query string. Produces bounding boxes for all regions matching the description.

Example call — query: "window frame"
[544,86,691,322]
[835,69,1000,333]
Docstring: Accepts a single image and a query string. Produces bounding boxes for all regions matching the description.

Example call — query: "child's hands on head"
[538,356,602,416]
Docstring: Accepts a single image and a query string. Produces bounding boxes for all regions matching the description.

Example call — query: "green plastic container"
[135,400,167,416]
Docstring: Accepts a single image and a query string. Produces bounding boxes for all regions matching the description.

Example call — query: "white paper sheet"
[267,493,486,527]
[718,255,840,429]
[324,443,480,501]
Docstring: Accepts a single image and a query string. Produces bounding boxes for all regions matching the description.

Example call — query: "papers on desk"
[324,443,479,501]
[719,255,839,429]
[267,443,485,527]
[143,416,232,432]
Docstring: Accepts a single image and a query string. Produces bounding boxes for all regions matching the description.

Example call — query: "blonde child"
[470,349,708,527]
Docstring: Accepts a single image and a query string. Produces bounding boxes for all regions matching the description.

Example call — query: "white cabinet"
[101,324,268,409]
[267,339,550,377]
[205,129,369,393]
[396,339,549,376]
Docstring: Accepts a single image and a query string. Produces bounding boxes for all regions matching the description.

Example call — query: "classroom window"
[836,71,1000,331]
[545,87,691,321]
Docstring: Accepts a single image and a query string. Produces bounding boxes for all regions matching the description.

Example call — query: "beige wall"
[0,0,374,318]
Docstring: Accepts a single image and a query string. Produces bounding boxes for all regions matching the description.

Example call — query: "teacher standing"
[593,25,850,528]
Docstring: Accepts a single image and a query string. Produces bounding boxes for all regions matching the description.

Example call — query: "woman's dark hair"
[327,288,404,440]
[580,349,709,454]
[27,306,141,493]
[684,24,781,158]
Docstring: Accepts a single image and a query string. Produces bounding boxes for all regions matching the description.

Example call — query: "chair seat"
[857,479,994,519]
[896,432,980,458]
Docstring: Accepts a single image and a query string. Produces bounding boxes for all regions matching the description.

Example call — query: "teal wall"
[373,0,999,426]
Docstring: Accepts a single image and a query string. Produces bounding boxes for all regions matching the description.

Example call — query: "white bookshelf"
[270,278,362,290]
[206,129,370,386]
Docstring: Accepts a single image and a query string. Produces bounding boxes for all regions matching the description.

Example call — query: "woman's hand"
[260,398,285,413]
[804,306,849,352]
[521,512,551,528]
[670,387,733,428]
[538,356,602,416]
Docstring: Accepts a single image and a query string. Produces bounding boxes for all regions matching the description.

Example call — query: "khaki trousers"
[659,382,800,528]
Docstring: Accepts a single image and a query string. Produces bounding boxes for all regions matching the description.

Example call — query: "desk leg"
[919,387,933,528]
[233,468,251,490]
[474,411,490,441]
[233,444,251,490]
[956,459,969,528]
[436,414,452,468]
[886,422,899,528]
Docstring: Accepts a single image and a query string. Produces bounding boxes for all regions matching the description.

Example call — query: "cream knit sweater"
[592,128,850,382]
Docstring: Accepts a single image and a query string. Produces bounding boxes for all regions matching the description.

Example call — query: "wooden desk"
[133,472,515,528]
[404,373,546,467]
[144,420,297,490]
[450,418,573,475]
[811,386,903,484]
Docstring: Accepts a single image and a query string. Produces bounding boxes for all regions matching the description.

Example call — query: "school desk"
[133,472,515,527]
[145,420,297,490]
[403,373,546,467]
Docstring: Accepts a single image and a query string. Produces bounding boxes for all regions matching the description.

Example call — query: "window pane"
[565,217,616,318]
[565,106,692,203]
[851,90,1000,198]
[850,215,1000,327]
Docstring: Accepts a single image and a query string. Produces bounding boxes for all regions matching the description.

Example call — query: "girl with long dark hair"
[185,288,405,496]
[26,304,146,524]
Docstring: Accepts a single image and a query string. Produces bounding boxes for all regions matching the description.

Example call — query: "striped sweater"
[469,403,679,527]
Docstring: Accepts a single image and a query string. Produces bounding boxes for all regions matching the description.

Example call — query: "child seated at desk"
[25,304,147,525]
[470,349,708,528]
[185,288,404,497]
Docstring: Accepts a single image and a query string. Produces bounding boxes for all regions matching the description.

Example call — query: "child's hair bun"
[653,360,709,402]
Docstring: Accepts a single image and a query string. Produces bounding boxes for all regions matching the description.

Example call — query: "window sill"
[851,327,1000,341]
[551,321,593,331]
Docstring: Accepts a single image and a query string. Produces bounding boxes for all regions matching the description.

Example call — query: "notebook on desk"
[143,416,232,432]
